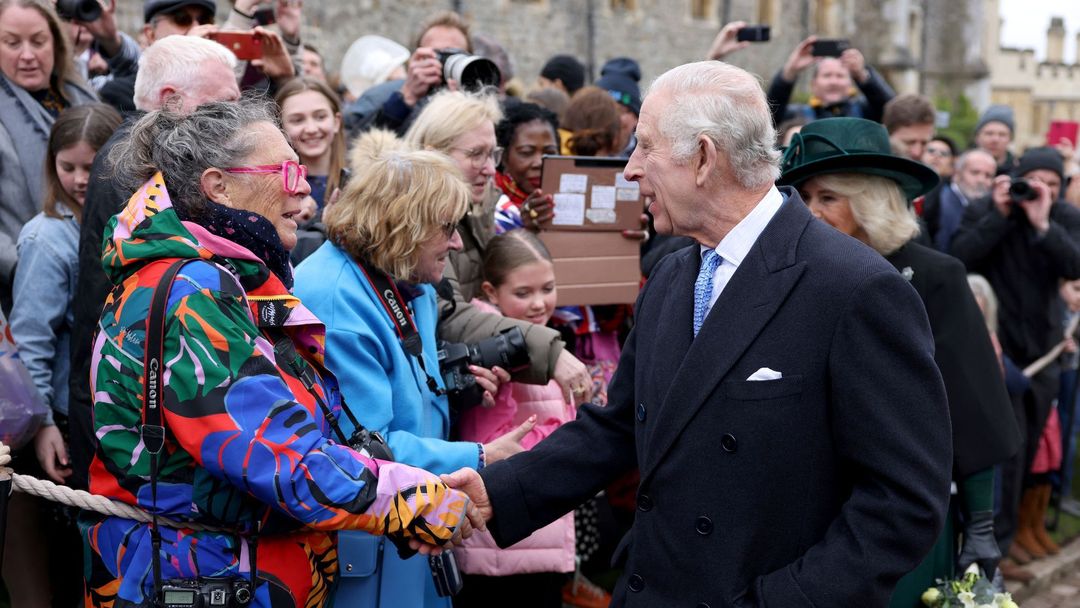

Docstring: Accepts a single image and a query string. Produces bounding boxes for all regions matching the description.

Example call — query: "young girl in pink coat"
[454,230,576,607]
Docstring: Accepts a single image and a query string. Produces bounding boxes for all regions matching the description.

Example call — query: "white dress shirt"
[699,186,785,315]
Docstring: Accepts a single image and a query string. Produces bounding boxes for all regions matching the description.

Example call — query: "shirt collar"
[948,181,969,205]
[700,186,784,268]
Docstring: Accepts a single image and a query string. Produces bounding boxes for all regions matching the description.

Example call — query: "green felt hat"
[778,117,939,201]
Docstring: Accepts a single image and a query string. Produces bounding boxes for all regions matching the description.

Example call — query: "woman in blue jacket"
[293,133,533,607]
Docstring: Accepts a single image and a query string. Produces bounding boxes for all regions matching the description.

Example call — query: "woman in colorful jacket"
[83,99,475,608]
[293,129,534,607]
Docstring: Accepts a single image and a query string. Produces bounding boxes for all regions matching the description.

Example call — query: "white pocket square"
[746,367,783,381]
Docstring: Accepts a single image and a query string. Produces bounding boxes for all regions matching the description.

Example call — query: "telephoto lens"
[1008,179,1039,203]
[436,49,502,90]
[55,0,102,21]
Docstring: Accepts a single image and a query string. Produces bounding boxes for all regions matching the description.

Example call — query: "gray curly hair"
[110,97,279,219]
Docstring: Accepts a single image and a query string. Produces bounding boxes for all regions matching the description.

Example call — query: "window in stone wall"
[758,0,777,27]
[611,0,636,11]
[691,0,714,20]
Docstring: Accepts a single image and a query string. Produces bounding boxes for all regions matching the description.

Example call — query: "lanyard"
[354,258,443,395]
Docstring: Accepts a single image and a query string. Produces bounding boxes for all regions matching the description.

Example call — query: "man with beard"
[923,149,997,252]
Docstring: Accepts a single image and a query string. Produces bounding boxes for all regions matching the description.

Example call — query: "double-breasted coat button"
[628,573,645,592]
[695,516,713,535]
[637,494,653,512]
[636,402,647,422]
[721,433,737,452]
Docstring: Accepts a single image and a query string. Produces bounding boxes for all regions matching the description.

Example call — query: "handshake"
[408,468,493,555]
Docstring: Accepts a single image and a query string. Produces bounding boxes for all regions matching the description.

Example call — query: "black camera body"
[435,49,501,90]
[429,551,464,597]
[160,578,252,608]
[56,0,101,21]
[1009,178,1039,203]
[348,427,394,461]
[438,327,529,411]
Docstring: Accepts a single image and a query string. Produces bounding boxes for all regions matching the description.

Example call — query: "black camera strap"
[140,259,259,606]
[354,258,443,395]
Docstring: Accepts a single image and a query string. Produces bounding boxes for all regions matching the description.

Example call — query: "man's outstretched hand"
[442,468,493,525]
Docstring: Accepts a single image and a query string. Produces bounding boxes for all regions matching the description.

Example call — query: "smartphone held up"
[736,25,771,42]
[207,31,264,61]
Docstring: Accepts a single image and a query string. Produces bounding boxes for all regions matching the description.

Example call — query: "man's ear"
[695,134,717,187]
[201,167,231,207]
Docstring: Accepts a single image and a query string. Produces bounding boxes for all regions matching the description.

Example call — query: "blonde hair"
[323,149,469,279]
[404,90,503,154]
[811,173,919,256]
[348,128,410,172]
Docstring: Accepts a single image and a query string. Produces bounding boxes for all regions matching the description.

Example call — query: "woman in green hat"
[779,117,1022,605]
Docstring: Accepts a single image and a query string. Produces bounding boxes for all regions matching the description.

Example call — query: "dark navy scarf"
[179,199,294,289]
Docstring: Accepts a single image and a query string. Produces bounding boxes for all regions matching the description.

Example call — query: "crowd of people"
[0,1,1078,607]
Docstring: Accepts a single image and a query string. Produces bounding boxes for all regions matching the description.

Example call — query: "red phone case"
[209,32,263,61]
[1047,120,1079,147]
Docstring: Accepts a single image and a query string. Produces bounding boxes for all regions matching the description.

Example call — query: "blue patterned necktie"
[694,249,722,337]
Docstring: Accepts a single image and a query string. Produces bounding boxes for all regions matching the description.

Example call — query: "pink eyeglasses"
[223,160,308,195]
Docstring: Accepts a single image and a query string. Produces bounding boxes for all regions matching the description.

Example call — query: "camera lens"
[55,0,102,21]
[440,53,501,90]
[1009,179,1038,203]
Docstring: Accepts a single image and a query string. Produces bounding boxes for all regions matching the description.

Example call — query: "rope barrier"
[0,441,226,532]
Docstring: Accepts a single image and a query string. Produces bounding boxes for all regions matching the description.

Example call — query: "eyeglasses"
[223,160,308,195]
[450,146,503,169]
[439,215,467,239]
[153,7,215,28]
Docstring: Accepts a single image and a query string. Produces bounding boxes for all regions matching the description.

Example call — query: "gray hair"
[133,35,237,111]
[110,98,278,218]
[966,273,998,334]
[955,148,995,173]
[648,61,780,190]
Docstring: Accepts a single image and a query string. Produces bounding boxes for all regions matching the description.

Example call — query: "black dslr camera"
[347,426,394,461]
[438,327,529,411]
[1009,178,1039,203]
[160,578,252,608]
[55,0,101,21]
[435,49,501,90]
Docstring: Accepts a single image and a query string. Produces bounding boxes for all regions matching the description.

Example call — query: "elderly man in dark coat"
[442,61,952,607]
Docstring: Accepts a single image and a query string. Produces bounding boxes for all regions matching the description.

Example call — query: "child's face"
[1062,279,1080,312]
[484,260,557,325]
[55,140,96,206]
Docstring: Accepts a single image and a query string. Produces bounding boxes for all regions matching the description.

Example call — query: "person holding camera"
[56,0,141,111]
[85,98,477,608]
[293,129,534,608]
[766,35,895,128]
[404,90,594,406]
[348,11,471,137]
[950,146,1080,580]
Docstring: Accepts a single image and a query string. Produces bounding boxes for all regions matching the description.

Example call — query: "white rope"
[0,441,225,532]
